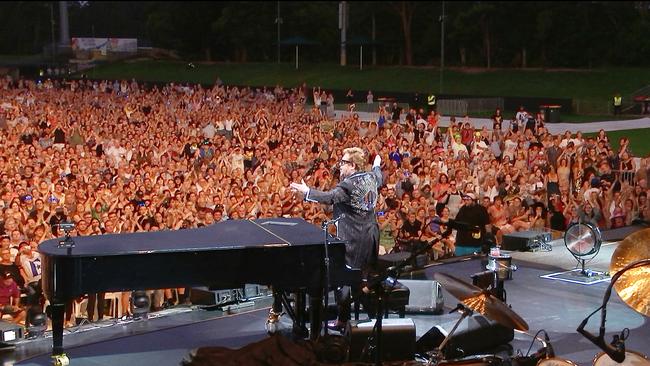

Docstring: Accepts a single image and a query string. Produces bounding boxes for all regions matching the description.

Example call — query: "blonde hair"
[343,147,366,170]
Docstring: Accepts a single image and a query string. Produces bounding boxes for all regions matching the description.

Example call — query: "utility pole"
[59,1,70,50]
[50,2,56,63]
[372,11,376,66]
[339,1,347,66]
[276,1,282,64]
[439,1,446,94]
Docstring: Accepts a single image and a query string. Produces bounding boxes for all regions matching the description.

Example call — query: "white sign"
[71,38,138,53]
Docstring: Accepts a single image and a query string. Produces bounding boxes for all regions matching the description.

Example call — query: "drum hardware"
[577,228,650,363]
[425,303,477,366]
[592,350,650,366]
[435,354,504,366]
[471,252,517,303]
[426,273,529,366]
[433,272,529,332]
[536,358,579,366]
[609,229,650,316]
[486,253,517,281]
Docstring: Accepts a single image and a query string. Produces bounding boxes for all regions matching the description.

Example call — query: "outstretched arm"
[290,179,349,205]
[371,154,383,187]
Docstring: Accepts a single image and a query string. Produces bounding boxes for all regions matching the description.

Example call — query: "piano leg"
[292,290,308,339]
[266,289,284,334]
[308,290,322,340]
[49,302,69,365]
[272,289,283,315]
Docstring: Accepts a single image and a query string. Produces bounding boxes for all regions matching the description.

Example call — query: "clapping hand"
[373,154,381,168]
[289,179,309,195]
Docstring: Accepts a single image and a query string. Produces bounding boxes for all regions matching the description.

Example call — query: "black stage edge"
[9,258,650,366]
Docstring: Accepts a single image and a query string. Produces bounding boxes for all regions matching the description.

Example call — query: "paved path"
[336,110,650,134]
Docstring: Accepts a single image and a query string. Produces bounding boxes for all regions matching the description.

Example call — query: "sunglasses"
[339,159,354,167]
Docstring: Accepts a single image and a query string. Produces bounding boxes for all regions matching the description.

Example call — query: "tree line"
[2,1,650,68]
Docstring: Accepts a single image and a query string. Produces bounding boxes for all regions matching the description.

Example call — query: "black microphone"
[430,217,473,231]
[330,213,345,224]
[322,214,346,228]
[577,320,625,363]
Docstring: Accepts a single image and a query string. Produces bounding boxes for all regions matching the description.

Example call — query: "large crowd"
[0,75,649,326]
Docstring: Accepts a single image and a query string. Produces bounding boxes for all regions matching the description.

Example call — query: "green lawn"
[82,60,650,103]
[469,110,637,123]
[584,129,650,157]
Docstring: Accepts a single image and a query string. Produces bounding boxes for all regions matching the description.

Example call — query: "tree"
[391,1,418,66]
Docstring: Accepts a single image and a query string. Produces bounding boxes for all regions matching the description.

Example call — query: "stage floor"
[8,239,650,366]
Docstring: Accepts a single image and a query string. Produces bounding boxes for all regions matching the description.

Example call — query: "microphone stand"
[320,215,345,337]
[577,259,650,363]
[427,303,475,364]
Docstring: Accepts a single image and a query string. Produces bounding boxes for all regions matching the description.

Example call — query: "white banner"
[71,38,137,53]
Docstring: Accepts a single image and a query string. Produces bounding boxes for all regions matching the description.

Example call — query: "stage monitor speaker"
[0,320,23,342]
[346,318,415,362]
[415,315,513,358]
[377,251,429,270]
[399,279,444,314]
[502,230,551,251]
[190,287,240,306]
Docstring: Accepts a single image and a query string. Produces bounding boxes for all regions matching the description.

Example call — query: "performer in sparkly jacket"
[290,147,383,329]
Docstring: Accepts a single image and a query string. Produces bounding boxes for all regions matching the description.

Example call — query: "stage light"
[131,290,151,320]
[0,320,23,342]
[27,309,48,338]
[564,222,602,276]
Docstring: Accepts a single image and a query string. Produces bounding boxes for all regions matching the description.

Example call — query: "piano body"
[39,218,360,359]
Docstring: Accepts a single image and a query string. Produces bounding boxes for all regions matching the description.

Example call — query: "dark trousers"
[335,285,365,322]
[87,293,106,321]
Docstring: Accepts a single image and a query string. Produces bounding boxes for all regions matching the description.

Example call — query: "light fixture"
[0,320,23,342]
[27,308,48,338]
[564,222,602,276]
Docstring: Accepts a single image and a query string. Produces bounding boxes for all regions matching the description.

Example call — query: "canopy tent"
[347,36,381,70]
[279,36,319,70]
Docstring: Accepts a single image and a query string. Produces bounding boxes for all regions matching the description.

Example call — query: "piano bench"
[354,281,410,320]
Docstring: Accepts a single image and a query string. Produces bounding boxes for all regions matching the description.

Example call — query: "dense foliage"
[2,1,650,67]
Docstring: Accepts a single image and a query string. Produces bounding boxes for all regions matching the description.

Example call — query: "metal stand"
[427,304,474,365]
[320,216,340,337]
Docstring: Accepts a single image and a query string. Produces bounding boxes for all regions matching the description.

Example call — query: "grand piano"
[39,217,360,361]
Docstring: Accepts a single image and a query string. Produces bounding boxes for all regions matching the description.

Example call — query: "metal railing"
[333,102,409,114]
[438,98,503,117]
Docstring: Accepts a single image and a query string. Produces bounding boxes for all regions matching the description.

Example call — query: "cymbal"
[433,272,482,301]
[610,228,650,316]
[434,272,529,331]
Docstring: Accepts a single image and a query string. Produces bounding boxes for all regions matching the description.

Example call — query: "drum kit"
[426,228,650,366]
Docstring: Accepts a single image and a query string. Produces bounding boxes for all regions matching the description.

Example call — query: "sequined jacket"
[306,166,383,271]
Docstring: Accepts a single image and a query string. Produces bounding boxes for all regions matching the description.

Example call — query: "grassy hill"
[82,60,650,102]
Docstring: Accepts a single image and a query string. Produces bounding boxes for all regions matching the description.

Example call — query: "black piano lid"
[39,217,338,257]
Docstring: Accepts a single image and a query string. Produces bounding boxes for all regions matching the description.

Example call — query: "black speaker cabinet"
[502,230,551,251]
[190,287,238,305]
[416,315,513,358]
[346,318,416,362]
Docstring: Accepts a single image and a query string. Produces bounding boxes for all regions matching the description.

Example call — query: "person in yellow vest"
[613,93,622,115]
[427,93,437,114]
